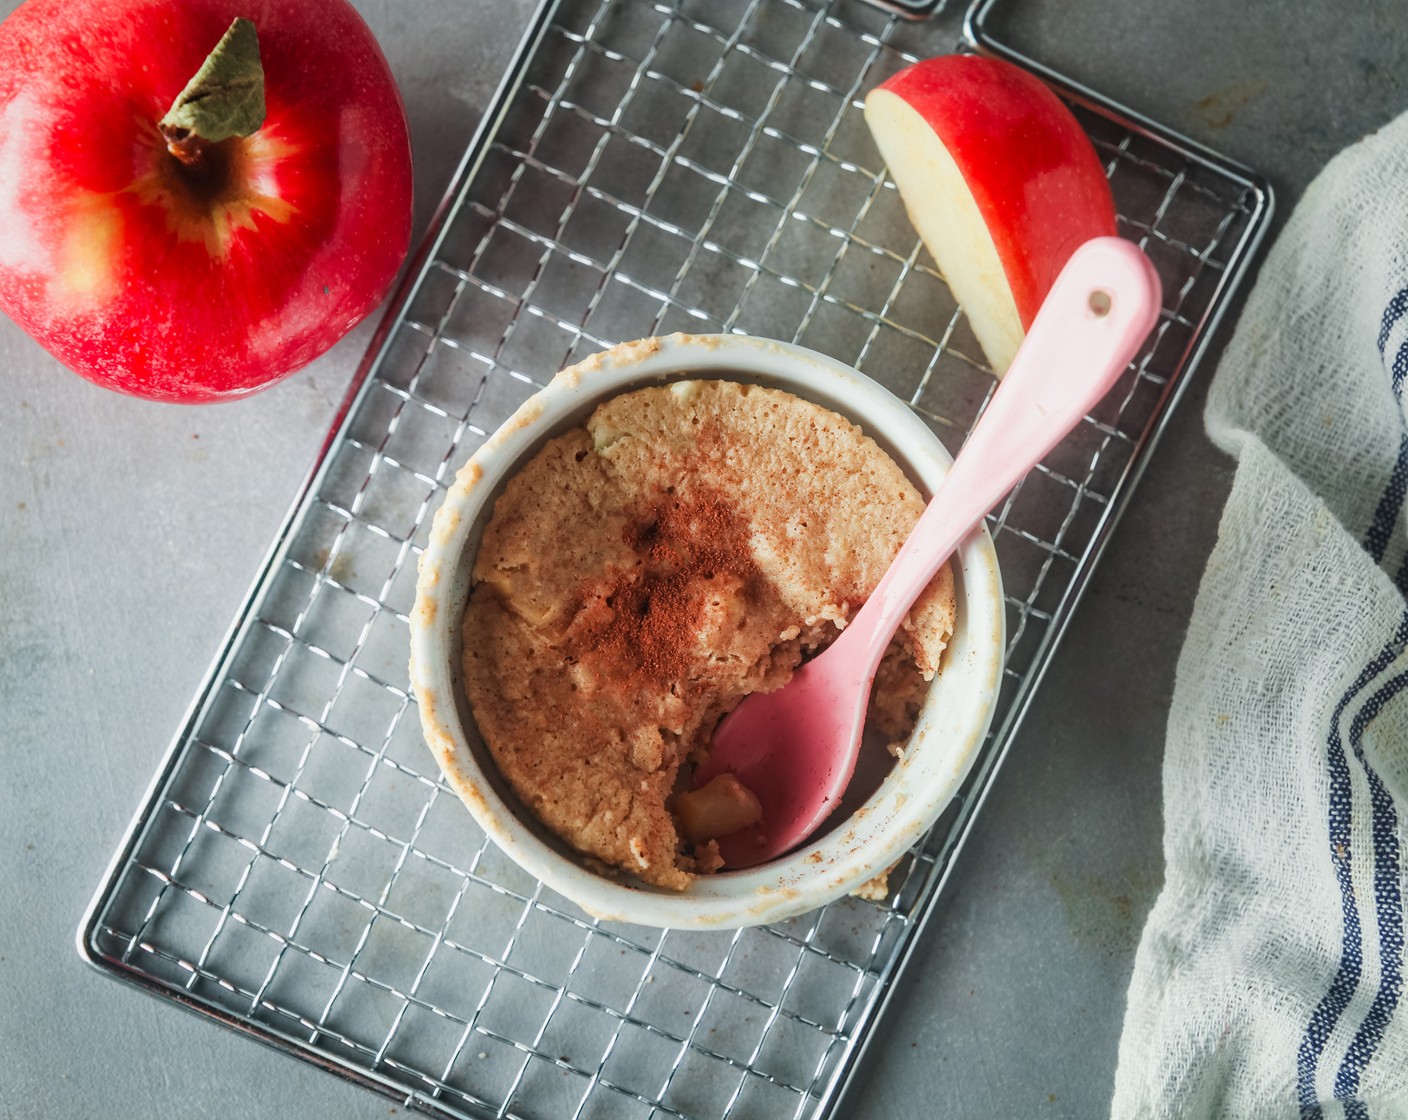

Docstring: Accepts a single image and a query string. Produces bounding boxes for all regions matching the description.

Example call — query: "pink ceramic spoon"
[695,236,1163,868]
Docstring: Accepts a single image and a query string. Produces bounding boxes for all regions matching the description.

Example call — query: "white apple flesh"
[865,56,1118,376]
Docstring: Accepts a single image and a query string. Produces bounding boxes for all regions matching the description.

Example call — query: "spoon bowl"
[697,237,1163,867]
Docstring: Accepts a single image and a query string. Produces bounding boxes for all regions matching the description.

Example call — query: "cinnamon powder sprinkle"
[570,493,759,685]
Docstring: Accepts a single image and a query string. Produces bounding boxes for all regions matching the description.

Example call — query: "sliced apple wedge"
[865,55,1117,375]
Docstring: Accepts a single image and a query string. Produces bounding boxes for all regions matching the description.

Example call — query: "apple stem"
[162,130,206,168]
[159,18,266,168]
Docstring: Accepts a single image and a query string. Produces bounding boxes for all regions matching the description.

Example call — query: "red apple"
[865,55,1116,375]
[0,0,412,402]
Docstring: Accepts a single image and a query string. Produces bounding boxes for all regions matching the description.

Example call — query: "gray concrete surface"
[1,1,1405,1118]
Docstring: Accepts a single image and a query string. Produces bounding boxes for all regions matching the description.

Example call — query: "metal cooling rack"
[82,0,1271,1117]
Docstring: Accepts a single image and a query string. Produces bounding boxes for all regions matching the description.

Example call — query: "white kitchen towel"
[1111,113,1408,1118]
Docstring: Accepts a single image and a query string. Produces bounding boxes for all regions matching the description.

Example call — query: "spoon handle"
[850,236,1163,666]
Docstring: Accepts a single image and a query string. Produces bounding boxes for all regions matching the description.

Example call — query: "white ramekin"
[410,333,1004,928]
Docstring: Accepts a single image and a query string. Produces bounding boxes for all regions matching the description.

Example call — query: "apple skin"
[866,56,1116,374]
[0,0,413,402]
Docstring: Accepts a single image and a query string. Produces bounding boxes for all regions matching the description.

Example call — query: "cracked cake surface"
[463,380,955,889]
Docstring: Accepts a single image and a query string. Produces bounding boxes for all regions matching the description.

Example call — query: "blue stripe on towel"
[1377,288,1408,356]
[1394,337,1408,400]
[1296,614,1408,1111]
[1387,340,1408,591]
[1364,294,1408,568]
[1363,434,1408,565]
[1333,667,1408,1100]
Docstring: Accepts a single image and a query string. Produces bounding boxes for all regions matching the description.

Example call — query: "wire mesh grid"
[83,0,1269,1117]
